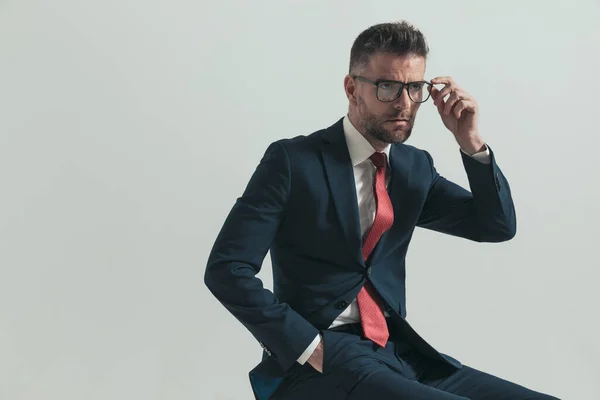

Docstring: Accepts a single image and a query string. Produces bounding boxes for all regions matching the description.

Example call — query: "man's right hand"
[307,339,324,373]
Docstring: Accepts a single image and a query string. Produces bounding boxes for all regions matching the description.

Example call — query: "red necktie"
[356,152,394,347]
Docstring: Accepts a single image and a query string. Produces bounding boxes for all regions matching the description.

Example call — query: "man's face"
[347,52,426,146]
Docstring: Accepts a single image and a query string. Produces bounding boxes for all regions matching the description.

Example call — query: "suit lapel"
[320,119,364,266]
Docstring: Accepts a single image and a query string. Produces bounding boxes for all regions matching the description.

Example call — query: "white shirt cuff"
[461,144,491,164]
[296,333,322,365]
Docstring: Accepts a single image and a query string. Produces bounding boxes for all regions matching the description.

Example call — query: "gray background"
[1,0,599,399]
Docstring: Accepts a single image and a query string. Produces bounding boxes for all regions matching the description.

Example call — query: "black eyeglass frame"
[352,75,433,103]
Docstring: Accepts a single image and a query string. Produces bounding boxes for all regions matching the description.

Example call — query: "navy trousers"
[271,323,559,400]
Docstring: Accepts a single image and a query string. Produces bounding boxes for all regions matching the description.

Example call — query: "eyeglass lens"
[377,82,430,103]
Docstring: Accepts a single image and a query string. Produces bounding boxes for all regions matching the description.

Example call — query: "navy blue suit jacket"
[204,117,516,399]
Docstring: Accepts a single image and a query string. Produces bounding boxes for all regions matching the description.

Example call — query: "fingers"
[453,100,467,119]
[433,87,475,116]
[430,85,453,114]
[437,94,445,114]
[431,76,455,86]
[430,87,445,114]
[429,85,440,105]
[428,84,437,99]
[443,91,464,115]
[430,77,477,120]
[432,84,454,111]
[431,76,457,104]
[451,99,476,119]
[436,86,453,106]
[430,78,476,118]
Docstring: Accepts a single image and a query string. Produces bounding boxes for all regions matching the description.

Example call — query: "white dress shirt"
[296,115,491,365]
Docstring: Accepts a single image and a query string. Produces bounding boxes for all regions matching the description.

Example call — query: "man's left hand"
[429,76,486,155]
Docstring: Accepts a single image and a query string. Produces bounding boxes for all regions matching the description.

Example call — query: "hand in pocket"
[307,337,324,373]
[319,330,360,374]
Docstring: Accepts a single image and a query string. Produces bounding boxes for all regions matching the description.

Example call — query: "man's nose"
[393,86,412,109]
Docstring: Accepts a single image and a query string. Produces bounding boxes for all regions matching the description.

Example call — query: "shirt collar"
[343,115,391,167]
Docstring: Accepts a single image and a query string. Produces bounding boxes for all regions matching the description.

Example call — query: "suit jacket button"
[336,300,349,309]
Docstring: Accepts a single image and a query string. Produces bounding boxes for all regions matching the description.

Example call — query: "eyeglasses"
[352,75,433,103]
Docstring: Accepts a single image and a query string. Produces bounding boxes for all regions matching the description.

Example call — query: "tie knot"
[370,152,387,169]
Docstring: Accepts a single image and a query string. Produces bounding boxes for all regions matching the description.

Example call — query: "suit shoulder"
[394,143,431,161]
[396,142,423,153]
[266,125,329,152]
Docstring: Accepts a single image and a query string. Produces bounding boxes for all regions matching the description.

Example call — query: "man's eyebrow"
[375,77,402,82]
[376,78,423,83]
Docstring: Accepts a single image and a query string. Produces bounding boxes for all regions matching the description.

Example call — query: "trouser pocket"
[321,329,363,374]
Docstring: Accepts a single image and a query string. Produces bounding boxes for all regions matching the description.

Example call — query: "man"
[205,21,558,399]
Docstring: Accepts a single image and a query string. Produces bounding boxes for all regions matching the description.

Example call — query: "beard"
[357,96,414,144]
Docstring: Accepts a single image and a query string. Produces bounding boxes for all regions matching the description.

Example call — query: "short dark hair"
[349,21,429,74]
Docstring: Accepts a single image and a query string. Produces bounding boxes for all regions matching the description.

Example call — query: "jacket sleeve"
[416,146,517,242]
[204,140,319,372]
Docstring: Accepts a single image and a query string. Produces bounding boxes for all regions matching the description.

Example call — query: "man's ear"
[344,75,358,106]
